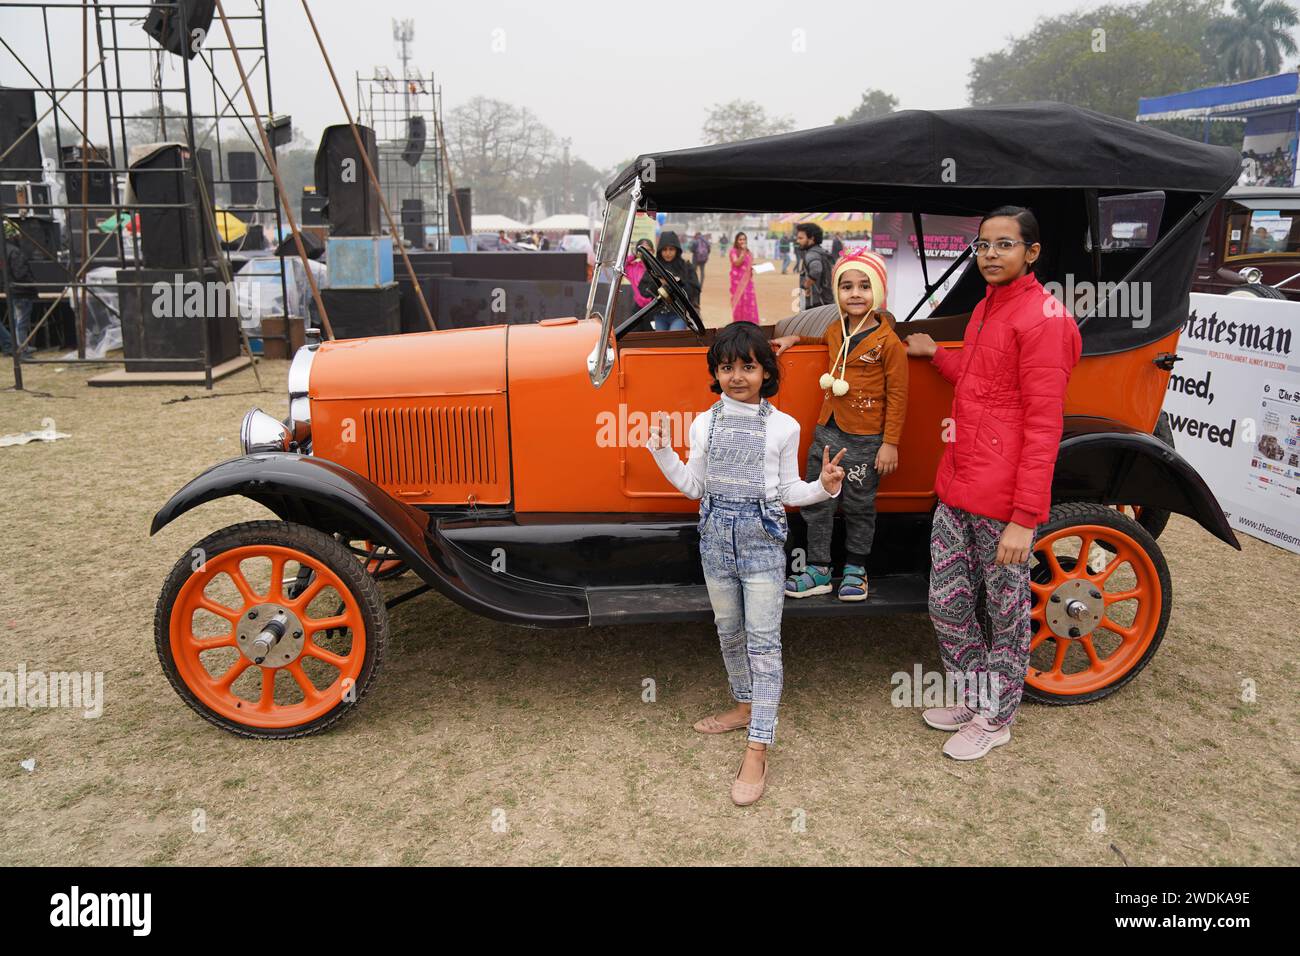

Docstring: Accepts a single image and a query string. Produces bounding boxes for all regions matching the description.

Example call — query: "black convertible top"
[608,103,1240,213]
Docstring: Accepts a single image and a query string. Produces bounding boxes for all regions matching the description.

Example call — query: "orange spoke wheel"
[1023,503,1172,704]
[155,521,387,738]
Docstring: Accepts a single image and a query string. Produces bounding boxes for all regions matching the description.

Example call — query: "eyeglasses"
[970,238,1034,257]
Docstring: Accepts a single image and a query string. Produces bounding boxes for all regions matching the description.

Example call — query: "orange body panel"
[308,318,1178,513]
[309,327,512,505]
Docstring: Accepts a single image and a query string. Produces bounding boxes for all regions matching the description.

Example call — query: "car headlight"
[240,408,292,454]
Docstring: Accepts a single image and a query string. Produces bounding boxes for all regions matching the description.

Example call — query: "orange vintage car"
[152,104,1241,738]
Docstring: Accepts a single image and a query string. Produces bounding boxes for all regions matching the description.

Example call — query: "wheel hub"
[235,602,305,668]
[1045,578,1104,638]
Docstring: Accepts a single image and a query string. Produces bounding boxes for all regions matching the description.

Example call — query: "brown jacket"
[798,313,909,444]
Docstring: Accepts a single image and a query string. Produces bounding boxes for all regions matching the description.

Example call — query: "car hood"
[309,326,508,400]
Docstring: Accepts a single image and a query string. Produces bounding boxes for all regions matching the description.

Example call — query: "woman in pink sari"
[729,232,760,324]
[625,239,656,309]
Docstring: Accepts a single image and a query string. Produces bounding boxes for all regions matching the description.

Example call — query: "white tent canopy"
[530,214,591,232]
[471,214,529,233]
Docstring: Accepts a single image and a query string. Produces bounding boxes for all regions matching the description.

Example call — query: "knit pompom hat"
[832,249,888,319]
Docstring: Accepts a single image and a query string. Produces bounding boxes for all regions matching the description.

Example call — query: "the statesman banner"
[1164,293,1300,554]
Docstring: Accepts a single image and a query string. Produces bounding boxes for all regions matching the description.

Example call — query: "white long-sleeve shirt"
[648,394,839,506]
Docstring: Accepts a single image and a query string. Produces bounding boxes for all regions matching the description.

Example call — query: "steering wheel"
[637,245,706,334]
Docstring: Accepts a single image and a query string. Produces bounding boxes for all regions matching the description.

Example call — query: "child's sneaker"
[784,565,832,598]
[942,715,1011,760]
[837,564,868,602]
[922,704,976,731]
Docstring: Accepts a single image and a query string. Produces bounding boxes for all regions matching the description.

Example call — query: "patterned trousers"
[928,501,1032,726]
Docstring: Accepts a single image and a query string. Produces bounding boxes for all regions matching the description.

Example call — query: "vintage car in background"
[151,103,1241,738]
[1191,185,1300,301]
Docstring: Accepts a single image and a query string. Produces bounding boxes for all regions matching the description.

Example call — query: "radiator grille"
[362,405,498,490]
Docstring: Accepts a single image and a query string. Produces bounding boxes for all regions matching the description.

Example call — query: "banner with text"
[1164,293,1300,553]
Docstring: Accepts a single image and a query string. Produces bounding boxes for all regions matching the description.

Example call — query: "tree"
[702,100,794,144]
[443,96,558,218]
[967,0,1231,117]
[1206,0,1300,80]
[834,89,898,124]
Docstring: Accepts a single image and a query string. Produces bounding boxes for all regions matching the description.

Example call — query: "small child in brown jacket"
[771,249,909,600]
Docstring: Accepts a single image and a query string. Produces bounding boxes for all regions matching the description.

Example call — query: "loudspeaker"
[446,188,472,236]
[11,217,60,260]
[60,144,113,206]
[401,116,426,167]
[129,143,215,269]
[313,124,380,236]
[117,265,241,372]
[401,199,425,247]
[142,0,216,60]
[0,88,43,182]
[227,150,258,206]
[319,285,401,339]
[300,189,326,225]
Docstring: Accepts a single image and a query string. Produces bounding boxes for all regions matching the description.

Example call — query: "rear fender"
[1054,416,1240,548]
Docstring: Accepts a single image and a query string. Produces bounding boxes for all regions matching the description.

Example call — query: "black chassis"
[151,418,1237,629]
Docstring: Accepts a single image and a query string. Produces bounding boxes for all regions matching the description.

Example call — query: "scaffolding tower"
[0,0,289,390]
[355,21,449,251]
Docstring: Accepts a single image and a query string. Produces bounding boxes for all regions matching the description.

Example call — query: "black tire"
[1022,502,1172,706]
[154,520,387,739]
[1227,283,1287,300]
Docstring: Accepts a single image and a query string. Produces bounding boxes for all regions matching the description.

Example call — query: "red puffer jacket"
[930,271,1082,528]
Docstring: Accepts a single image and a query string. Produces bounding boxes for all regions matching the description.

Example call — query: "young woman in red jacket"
[905,207,1082,760]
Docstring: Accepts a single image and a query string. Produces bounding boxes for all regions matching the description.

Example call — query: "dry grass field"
[1,262,1296,865]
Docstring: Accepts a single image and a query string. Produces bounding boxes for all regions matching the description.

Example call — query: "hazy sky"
[1,0,1199,170]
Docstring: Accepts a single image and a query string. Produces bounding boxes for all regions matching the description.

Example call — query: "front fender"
[1054,416,1240,549]
[150,454,588,627]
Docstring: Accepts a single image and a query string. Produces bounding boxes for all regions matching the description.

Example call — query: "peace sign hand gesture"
[645,411,672,451]
[819,445,847,495]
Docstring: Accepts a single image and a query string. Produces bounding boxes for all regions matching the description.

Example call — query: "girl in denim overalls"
[645,323,846,805]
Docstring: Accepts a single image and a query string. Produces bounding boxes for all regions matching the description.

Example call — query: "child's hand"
[770,335,800,355]
[996,522,1034,565]
[819,445,847,495]
[904,333,938,358]
[645,411,672,451]
[875,442,899,477]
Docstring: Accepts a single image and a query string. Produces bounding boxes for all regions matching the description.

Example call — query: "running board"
[586,573,930,627]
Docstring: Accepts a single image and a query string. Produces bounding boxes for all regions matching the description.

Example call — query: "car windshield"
[585,184,638,386]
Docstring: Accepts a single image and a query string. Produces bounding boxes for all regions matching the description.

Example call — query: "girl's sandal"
[693,712,750,734]
[838,565,869,602]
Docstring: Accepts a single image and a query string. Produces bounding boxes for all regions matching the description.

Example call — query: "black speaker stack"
[227,150,258,206]
[128,143,215,270]
[60,144,118,261]
[117,266,241,372]
[446,187,472,236]
[401,199,425,248]
[0,88,42,182]
[313,124,380,236]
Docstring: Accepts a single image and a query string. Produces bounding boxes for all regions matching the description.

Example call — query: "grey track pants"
[800,421,882,568]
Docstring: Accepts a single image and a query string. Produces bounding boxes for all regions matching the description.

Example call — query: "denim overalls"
[697,398,788,745]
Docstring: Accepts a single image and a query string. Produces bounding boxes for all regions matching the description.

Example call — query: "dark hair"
[734,231,748,243]
[979,205,1040,246]
[796,222,824,244]
[707,323,781,397]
